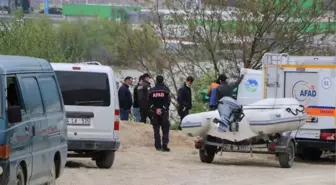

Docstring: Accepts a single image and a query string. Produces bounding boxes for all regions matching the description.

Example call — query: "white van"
[51,63,120,168]
[262,53,336,160]
[236,68,264,105]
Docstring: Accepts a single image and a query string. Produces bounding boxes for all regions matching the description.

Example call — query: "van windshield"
[54,71,110,107]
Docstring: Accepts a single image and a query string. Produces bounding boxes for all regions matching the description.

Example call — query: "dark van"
[0,55,67,185]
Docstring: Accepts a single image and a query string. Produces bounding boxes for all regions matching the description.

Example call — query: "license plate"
[66,118,91,125]
[222,144,250,152]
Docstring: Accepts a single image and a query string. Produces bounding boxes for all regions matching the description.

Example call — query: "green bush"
[190,73,217,114]
[0,9,141,64]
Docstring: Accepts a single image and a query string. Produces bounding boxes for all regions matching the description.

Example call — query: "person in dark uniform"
[177,76,194,130]
[137,73,152,123]
[148,75,171,152]
[132,75,143,122]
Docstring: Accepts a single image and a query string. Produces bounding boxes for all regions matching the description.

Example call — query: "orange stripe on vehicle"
[279,64,336,69]
[305,107,336,117]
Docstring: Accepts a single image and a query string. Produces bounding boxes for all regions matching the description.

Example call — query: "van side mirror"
[7,106,22,124]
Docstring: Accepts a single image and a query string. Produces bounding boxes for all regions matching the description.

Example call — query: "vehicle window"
[21,77,44,116]
[54,71,111,107]
[38,76,62,113]
[6,76,26,117]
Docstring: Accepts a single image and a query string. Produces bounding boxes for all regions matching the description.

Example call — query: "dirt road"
[59,146,335,185]
[58,122,335,185]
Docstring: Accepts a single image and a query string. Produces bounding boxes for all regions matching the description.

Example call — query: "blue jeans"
[132,108,141,122]
[120,108,130,121]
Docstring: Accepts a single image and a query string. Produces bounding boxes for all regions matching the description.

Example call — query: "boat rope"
[285,105,305,116]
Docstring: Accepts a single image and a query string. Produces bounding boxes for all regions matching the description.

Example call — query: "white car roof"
[51,63,115,74]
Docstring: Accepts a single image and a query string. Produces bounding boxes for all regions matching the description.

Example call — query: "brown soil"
[119,121,195,150]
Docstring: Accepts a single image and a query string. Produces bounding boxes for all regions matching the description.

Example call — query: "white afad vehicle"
[263,53,335,160]
[51,63,120,169]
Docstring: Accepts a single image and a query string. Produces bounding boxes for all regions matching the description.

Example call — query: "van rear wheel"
[95,151,115,169]
[16,166,25,185]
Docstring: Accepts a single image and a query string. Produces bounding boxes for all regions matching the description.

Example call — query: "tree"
[157,0,333,71]
[0,10,134,64]
[119,0,334,116]
[0,11,65,62]
[118,23,161,70]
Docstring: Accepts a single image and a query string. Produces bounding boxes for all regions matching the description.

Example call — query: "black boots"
[161,146,170,152]
[155,146,171,152]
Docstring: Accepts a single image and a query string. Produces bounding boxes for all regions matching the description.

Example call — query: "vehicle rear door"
[54,70,115,141]
[284,71,320,139]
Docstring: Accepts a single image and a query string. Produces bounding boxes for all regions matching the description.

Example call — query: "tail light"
[0,145,9,159]
[114,109,120,131]
[194,137,203,149]
[320,132,335,141]
[268,143,277,152]
[72,66,81,70]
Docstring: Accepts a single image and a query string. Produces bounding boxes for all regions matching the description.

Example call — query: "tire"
[95,151,115,169]
[46,162,56,185]
[301,148,322,161]
[278,141,295,168]
[199,146,216,163]
[16,165,25,185]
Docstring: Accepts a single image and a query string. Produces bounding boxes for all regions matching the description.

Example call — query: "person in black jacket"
[118,76,133,120]
[132,75,143,122]
[137,73,152,123]
[148,75,171,152]
[177,76,194,130]
[216,72,245,102]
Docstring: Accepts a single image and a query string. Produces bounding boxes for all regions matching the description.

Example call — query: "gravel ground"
[58,146,336,185]
[57,122,335,185]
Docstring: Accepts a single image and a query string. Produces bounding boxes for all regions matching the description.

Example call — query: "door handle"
[25,126,29,131]
[32,126,36,136]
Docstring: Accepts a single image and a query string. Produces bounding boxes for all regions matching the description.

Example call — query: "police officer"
[148,75,171,152]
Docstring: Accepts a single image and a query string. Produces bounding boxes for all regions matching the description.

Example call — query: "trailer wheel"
[199,146,216,163]
[278,141,295,168]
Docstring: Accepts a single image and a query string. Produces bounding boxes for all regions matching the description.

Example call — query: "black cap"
[218,74,227,82]
[142,73,151,79]
[124,76,133,81]
[156,75,164,84]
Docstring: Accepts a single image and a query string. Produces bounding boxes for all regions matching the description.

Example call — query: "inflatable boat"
[181,98,307,142]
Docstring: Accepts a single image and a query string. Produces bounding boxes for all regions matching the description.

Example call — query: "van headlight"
[0,166,3,175]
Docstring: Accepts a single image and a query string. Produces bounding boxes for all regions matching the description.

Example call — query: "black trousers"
[209,105,217,111]
[151,112,170,149]
[178,106,189,130]
[140,108,149,124]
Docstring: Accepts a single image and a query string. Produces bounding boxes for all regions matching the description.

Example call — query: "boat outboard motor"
[214,96,244,132]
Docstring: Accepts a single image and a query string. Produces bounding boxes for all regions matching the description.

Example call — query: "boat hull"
[181,98,307,141]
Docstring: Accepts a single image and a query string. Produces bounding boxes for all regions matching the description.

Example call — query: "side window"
[38,76,62,113]
[21,77,44,117]
[6,76,26,116]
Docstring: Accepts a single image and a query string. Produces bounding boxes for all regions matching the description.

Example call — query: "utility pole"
[44,0,49,15]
